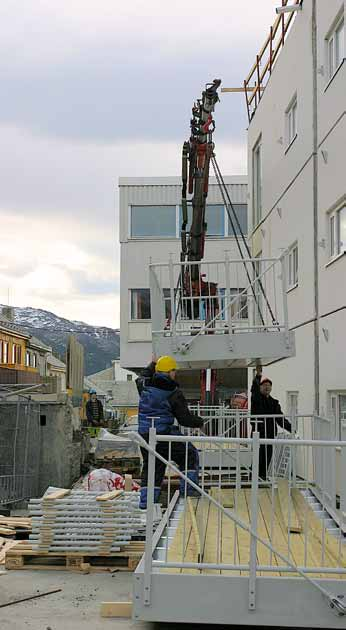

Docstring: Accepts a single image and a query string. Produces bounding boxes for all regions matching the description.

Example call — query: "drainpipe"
[312,0,319,414]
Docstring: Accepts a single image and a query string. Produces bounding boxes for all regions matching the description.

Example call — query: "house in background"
[46,353,67,392]
[0,314,41,384]
[86,360,138,423]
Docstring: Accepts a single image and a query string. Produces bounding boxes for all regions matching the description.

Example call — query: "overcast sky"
[0,0,280,328]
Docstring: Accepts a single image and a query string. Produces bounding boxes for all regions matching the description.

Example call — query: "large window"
[286,96,297,147]
[326,15,344,81]
[287,243,298,289]
[130,205,176,238]
[227,204,248,236]
[252,139,262,227]
[180,203,248,237]
[329,205,346,259]
[130,289,171,320]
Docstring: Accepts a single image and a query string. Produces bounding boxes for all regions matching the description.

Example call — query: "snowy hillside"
[1,305,120,376]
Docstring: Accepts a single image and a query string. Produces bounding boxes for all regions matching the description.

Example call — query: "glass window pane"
[131,289,151,319]
[131,206,176,238]
[330,215,335,256]
[205,205,225,236]
[328,37,334,77]
[336,20,344,67]
[338,206,346,253]
[227,204,248,236]
[179,204,225,236]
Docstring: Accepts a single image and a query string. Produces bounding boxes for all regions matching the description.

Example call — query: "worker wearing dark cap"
[251,365,291,480]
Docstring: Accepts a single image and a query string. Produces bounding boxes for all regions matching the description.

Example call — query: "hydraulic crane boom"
[180,79,221,405]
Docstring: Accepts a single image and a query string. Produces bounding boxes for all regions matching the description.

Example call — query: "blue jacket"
[139,381,176,434]
[137,368,203,436]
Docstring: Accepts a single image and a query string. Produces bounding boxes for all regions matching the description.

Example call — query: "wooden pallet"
[5,541,145,572]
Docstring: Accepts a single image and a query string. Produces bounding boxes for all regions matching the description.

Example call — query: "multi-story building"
[246,1,345,429]
[0,315,43,384]
[119,175,248,401]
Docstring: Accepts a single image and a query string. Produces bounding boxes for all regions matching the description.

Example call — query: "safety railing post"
[143,426,157,606]
[249,431,260,611]
[169,255,177,352]
[340,424,346,517]
[224,252,233,349]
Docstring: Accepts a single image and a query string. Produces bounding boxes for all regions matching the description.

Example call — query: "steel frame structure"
[131,422,346,627]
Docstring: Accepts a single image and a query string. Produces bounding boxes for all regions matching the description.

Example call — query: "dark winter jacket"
[86,399,104,426]
[137,363,203,435]
[250,375,291,438]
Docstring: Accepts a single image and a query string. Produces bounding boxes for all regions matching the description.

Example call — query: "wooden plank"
[124,475,132,492]
[100,602,132,618]
[187,498,201,562]
[210,487,233,508]
[277,480,302,533]
[244,489,279,577]
[43,489,71,501]
[221,87,265,93]
[96,490,124,502]
[0,541,18,564]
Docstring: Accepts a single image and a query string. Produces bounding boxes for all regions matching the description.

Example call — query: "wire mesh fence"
[0,399,41,505]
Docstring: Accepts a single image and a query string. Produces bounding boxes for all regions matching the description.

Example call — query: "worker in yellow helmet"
[136,355,204,509]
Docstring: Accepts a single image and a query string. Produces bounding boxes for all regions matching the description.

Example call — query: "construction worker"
[86,389,104,427]
[251,365,291,480]
[136,355,204,509]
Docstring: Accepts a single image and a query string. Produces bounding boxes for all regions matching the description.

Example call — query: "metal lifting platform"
[150,255,295,369]
[132,418,346,627]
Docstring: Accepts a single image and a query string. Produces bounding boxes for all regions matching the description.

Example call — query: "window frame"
[2,341,9,364]
[129,288,172,321]
[128,203,248,240]
[325,14,345,84]
[25,350,30,368]
[252,138,262,228]
[287,391,299,419]
[329,391,346,440]
[328,204,346,260]
[287,242,298,291]
[285,94,298,150]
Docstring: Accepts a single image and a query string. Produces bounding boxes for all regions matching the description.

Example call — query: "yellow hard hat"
[155,356,177,373]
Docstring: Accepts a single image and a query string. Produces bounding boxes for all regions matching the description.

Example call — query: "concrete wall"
[247,0,345,418]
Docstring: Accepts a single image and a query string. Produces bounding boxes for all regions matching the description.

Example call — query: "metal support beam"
[248,431,260,611]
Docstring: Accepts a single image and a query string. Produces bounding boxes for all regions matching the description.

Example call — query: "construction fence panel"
[0,400,41,505]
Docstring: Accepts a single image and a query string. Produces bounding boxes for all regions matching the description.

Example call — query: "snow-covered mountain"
[1,305,120,376]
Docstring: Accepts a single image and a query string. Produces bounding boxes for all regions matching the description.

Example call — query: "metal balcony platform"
[150,256,296,369]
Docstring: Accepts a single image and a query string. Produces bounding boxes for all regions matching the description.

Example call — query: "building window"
[217,289,248,321]
[329,205,346,258]
[16,346,22,365]
[326,16,344,81]
[131,289,151,319]
[25,350,30,367]
[130,288,171,320]
[11,344,16,364]
[180,203,248,237]
[252,139,262,227]
[287,391,299,418]
[227,204,248,236]
[130,205,176,238]
[286,96,297,147]
[330,392,346,439]
[32,353,37,368]
[287,243,298,289]
[2,342,8,364]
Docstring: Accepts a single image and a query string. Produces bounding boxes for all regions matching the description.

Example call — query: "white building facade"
[119,176,248,400]
[247,0,345,430]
